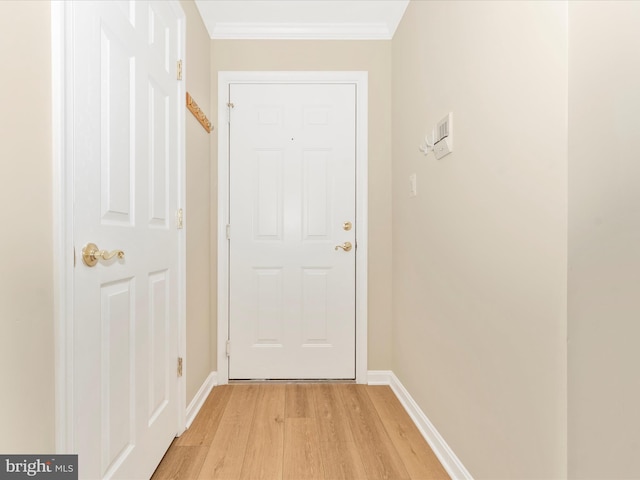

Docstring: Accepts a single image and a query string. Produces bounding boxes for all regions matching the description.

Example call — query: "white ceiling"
[194,0,410,40]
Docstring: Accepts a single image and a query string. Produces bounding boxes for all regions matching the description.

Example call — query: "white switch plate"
[409,173,417,197]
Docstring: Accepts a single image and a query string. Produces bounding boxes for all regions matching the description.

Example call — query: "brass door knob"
[335,242,353,252]
[82,243,125,267]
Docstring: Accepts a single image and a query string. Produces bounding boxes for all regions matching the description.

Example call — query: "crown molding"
[211,22,393,40]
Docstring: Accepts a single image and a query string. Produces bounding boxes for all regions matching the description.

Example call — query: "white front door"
[71,2,183,478]
[228,83,356,379]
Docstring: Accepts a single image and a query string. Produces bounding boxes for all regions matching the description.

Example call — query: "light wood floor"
[152,384,449,480]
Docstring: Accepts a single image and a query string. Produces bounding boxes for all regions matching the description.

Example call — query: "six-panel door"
[72,2,181,478]
[229,83,357,379]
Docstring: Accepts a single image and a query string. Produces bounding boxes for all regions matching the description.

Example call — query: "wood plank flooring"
[152,384,449,480]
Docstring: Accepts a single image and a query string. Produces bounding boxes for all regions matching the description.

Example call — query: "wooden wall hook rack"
[186,92,212,133]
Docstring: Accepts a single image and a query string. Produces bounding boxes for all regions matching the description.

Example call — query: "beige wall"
[6,2,638,475]
[568,2,640,477]
[181,0,213,405]
[391,2,568,478]
[209,40,394,370]
[0,1,55,452]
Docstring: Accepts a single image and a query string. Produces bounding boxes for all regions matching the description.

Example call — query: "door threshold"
[228,379,356,384]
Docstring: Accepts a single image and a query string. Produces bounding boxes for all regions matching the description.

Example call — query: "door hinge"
[177,357,183,377]
[226,340,231,357]
[176,208,184,229]
[226,224,230,240]
[73,246,76,268]
[227,102,234,124]
[177,60,183,81]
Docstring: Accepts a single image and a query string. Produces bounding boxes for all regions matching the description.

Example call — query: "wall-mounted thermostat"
[419,112,453,160]
[433,113,453,160]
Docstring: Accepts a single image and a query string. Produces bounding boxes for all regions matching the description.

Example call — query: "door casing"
[52,0,187,453]
[217,71,368,384]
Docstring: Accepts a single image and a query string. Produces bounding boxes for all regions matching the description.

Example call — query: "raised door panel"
[254,151,284,240]
[100,279,136,477]
[100,24,135,226]
[301,268,331,344]
[303,150,331,240]
[148,79,169,228]
[148,270,170,426]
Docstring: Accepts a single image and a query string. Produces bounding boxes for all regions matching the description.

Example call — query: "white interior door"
[71,2,183,478]
[228,83,356,379]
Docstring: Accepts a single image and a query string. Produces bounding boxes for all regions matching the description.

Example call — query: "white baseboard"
[185,371,217,429]
[367,369,395,385]
[368,370,473,480]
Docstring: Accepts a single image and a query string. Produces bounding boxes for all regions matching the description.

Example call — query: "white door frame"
[51,0,187,453]
[217,71,368,384]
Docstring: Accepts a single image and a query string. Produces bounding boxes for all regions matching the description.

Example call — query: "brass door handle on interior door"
[82,243,125,267]
[335,242,353,252]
